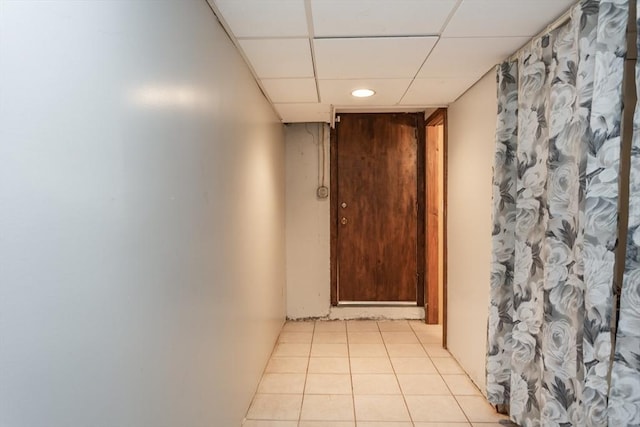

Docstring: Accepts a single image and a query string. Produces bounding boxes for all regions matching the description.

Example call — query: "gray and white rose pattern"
[487,0,629,426]
[488,60,518,409]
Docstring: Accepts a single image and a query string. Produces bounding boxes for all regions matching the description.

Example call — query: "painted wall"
[446,71,498,393]
[285,123,331,318]
[0,2,285,426]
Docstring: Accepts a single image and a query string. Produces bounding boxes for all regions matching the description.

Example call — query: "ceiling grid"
[210,0,577,122]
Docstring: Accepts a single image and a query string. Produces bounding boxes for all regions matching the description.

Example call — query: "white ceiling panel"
[314,37,438,79]
[400,77,479,105]
[261,78,318,103]
[318,79,412,105]
[417,37,530,78]
[274,103,331,123]
[311,0,459,37]
[239,39,314,79]
[213,0,308,38]
[443,0,575,37]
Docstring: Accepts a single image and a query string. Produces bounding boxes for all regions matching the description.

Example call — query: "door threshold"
[328,305,425,320]
[337,301,417,307]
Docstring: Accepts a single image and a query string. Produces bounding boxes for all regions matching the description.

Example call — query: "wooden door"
[333,113,423,303]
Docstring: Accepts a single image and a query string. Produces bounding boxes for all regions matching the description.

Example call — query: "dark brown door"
[334,113,422,302]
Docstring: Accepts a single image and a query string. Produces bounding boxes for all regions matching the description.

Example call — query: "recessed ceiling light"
[351,89,375,98]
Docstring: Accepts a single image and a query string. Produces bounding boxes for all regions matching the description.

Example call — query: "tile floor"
[243,320,513,427]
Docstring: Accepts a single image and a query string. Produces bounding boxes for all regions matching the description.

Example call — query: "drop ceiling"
[208,0,575,123]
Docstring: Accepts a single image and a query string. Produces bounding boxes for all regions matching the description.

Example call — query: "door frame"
[330,112,426,306]
[425,108,448,345]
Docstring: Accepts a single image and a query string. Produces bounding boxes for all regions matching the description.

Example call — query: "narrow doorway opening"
[425,109,447,346]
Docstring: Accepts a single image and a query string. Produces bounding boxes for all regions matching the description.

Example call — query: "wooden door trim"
[425,108,448,347]
[330,112,425,306]
[330,126,338,306]
[416,115,426,306]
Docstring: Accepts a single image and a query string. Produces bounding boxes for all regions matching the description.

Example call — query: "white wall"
[0,2,285,426]
[446,71,497,393]
[285,123,331,318]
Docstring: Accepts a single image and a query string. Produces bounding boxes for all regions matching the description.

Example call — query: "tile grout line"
[345,321,357,426]
[296,321,315,427]
[379,320,416,427]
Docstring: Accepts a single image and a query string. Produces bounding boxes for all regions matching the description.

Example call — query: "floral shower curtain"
[487,1,629,426]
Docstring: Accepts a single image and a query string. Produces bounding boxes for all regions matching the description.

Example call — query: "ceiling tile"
[443,0,575,37]
[274,103,331,123]
[400,77,479,105]
[314,37,438,79]
[261,78,318,103]
[318,79,412,105]
[417,37,530,79]
[239,39,314,79]
[311,0,458,37]
[212,0,308,38]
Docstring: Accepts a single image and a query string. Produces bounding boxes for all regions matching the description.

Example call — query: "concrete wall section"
[285,123,331,319]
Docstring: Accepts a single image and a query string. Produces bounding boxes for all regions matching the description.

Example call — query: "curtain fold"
[487,1,629,426]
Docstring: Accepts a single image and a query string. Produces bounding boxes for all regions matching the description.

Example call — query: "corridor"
[243,320,510,426]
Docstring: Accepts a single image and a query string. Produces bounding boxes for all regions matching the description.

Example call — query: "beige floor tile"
[315,321,347,332]
[357,422,413,427]
[352,374,401,395]
[381,332,419,344]
[396,374,450,395]
[300,394,354,421]
[422,344,450,358]
[265,357,309,374]
[347,320,380,332]
[455,396,509,423]
[409,322,443,334]
[299,422,355,427]
[390,357,437,374]
[349,343,388,357]
[404,395,467,422]
[278,332,313,343]
[308,357,350,374]
[470,424,510,427]
[311,343,349,357]
[282,321,315,332]
[416,332,443,344]
[377,321,412,332]
[348,332,384,344]
[258,373,306,394]
[386,343,427,358]
[305,374,352,394]
[409,322,442,334]
[354,395,411,422]
[442,375,481,395]
[272,343,311,357]
[413,423,470,427]
[314,332,348,344]
[432,357,464,374]
[350,357,393,374]
[242,420,298,427]
[246,394,303,421]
